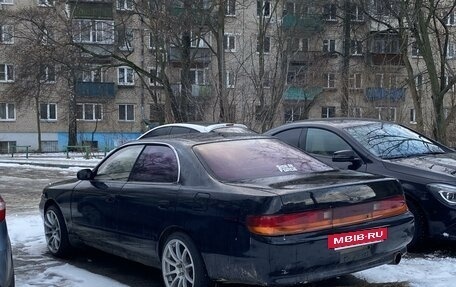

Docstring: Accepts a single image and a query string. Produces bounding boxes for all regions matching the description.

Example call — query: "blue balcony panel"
[75,82,116,98]
[284,86,322,101]
[365,87,405,101]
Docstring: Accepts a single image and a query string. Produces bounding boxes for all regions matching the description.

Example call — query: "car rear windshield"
[193,138,332,182]
[344,122,445,159]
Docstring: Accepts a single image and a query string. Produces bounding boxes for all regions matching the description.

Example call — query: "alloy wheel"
[44,209,61,254]
[162,238,195,287]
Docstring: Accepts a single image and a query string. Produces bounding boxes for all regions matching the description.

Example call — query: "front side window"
[119,104,134,121]
[0,25,13,44]
[0,64,14,82]
[305,128,352,156]
[40,103,57,120]
[96,145,144,181]
[0,103,15,120]
[194,139,332,182]
[118,67,134,85]
[77,103,102,121]
[130,145,179,182]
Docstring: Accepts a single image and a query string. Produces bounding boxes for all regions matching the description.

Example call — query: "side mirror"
[77,169,93,180]
[333,150,361,163]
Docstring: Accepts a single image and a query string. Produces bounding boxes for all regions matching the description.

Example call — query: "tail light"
[0,196,5,221]
[246,195,408,236]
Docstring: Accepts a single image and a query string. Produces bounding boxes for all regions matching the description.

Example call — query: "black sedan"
[266,118,456,249]
[39,134,413,286]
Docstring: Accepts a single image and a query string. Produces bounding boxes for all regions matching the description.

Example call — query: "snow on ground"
[3,155,456,287]
[8,213,129,287]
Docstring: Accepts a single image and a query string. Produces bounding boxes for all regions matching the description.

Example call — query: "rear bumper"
[203,212,414,286]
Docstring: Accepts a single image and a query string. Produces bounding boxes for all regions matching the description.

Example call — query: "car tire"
[161,232,210,287]
[44,205,72,257]
[407,199,427,251]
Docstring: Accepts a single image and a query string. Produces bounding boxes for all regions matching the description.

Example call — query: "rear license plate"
[328,227,388,250]
[339,245,372,263]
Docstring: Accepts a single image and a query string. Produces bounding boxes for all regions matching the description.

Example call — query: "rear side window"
[142,127,171,138]
[273,128,303,148]
[130,145,178,183]
[194,139,332,182]
[170,127,198,135]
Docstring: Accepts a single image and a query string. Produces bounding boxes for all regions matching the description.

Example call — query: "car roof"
[266,118,390,133]
[135,132,270,147]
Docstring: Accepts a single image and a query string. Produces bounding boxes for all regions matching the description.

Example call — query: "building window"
[257,36,270,53]
[224,34,236,52]
[350,4,364,21]
[0,103,15,120]
[76,103,102,121]
[323,4,337,21]
[321,106,335,118]
[349,73,362,89]
[0,25,13,44]
[324,73,335,88]
[411,41,421,57]
[79,67,103,82]
[149,66,162,86]
[73,20,114,44]
[446,11,456,26]
[263,71,270,88]
[415,74,423,89]
[190,69,206,85]
[410,108,416,123]
[118,27,133,51]
[118,66,134,86]
[40,103,57,120]
[323,39,336,53]
[352,107,362,118]
[292,38,308,52]
[0,0,13,4]
[375,73,384,87]
[119,104,134,121]
[257,0,271,17]
[190,31,209,48]
[40,65,56,83]
[372,37,400,54]
[38,0,53,6]
[0,64,14,82]
[226,70,235,88]
[225,0,236,16]
[376,107,396,121]
[39,28,53,45]
[350,40,363,55]
[448,42,456,59]
[117,0,133,10]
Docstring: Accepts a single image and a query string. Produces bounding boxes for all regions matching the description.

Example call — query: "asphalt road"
[0,163,411,287]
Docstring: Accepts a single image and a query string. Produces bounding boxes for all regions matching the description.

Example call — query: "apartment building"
[0,0,451,151]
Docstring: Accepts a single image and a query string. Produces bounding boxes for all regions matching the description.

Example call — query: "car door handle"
[105,195,116,204]
[158,200,170,209]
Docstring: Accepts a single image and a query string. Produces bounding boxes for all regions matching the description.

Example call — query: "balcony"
[365,87,405,101]
[69,2,113,19]
[282,14,324,33]
[283,86,322,101]
[168,47,212,64]
[368,53,404,66]
[75,82,116,98]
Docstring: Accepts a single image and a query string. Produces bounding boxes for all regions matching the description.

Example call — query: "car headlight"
[427,183,456,205]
